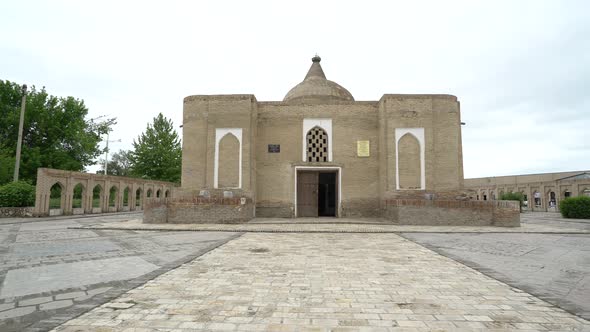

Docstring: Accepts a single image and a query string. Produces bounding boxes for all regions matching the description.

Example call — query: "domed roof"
[283,55,354,103]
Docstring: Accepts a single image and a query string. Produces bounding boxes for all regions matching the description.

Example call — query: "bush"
[500,192,524,203]
[560,196,590,219]
[500,192,524,212]
[0,181,36,207]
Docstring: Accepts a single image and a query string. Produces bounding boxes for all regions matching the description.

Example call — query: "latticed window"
[306,126,328,162]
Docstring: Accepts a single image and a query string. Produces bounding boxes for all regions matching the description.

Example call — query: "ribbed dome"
[283,56,354,103]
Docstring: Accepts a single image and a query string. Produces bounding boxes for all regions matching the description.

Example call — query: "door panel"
[297,172,318,217]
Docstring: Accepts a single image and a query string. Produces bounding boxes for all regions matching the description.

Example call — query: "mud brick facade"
[151,55,518,225]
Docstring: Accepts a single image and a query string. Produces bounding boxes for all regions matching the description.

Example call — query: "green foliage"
[97,149,133,176]
[500,192,524,212]
[500,192,524,203]
[130,113,181,182]
[0,181,36,207]
[0,80,113,185]
[108,186,117,207]
[560,196,590,219]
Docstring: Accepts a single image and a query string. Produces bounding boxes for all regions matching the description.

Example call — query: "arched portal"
[123,187,130,207]
[533,191,541,208]
[72,183,85,211]
[165,189,170,198]
[156,189,161,198]
[136,188,143,209]
[49,183,64,214]
[108,186,118,209]
[397,133,421,189]
[218,133,240,188]
[92,185,102,211]
[147,189,152,198]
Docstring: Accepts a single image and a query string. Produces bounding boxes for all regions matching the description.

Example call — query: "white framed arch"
[214,128,243,189]
[395,128,425,190]
[302,119,332,162]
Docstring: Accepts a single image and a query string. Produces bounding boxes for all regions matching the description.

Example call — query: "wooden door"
[297,171,318,217]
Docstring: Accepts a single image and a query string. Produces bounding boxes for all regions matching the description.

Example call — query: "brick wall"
[144,197,254,224]
[383,199,520,226]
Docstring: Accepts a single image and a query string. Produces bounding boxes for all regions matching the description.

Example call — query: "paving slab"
[403,232,590,320]
[1,256,159,298]
[52,233,590,331]
[74,217,590,233]
[0,213,239,332]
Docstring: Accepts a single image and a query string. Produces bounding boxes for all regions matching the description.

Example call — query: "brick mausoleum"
[144,56,519,226]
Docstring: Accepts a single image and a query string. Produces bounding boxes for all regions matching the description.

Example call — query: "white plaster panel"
[395,128,425,190]
[214,128,242,189]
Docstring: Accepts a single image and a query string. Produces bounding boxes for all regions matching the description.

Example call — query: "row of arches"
[473,187,590,211]
[48,183,170,211]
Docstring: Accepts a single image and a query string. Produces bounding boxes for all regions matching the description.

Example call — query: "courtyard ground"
[0,212,588,331]
[0,213,239,331]
[403,212,590,321]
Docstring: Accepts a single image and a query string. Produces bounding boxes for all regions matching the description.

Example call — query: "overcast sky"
[1,0,588,178]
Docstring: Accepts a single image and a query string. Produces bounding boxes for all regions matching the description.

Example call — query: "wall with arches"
[33,168,177,217]
[465,170,590,212]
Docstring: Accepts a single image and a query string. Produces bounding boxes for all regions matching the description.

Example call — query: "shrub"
[560,196,590,219]
[0,181,36,207]
[500,192,524,203]
[500,192,524,212]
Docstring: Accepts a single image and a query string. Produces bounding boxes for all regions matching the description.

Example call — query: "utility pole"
[104,133,121,175]
[13,84,27,182]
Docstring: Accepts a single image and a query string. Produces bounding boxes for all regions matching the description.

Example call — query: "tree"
[129,113,181,182]
[97,149,133,176]
[0,80,113,185]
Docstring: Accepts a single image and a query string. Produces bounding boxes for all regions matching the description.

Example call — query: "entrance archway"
[295,167,340,218]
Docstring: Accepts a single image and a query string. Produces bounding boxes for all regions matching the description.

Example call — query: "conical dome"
[283,56,354,103]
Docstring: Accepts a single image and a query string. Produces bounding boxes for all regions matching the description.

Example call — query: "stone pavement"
[0,212,239,332]
[53,233,590,331]
[403,212,590,320]
[73,217,590,234]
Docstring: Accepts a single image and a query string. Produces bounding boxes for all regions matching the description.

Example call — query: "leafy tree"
[0,80,113,185]
[129,113,181,182]
[97,149,133,176]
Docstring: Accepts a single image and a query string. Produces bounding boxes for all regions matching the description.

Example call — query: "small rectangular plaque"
[268,144,280,153]
[357,140,370,157]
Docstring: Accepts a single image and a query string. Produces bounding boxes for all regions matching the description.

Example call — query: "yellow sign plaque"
[357,140,370,157]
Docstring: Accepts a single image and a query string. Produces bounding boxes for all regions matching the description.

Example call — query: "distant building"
[464,171,590,211]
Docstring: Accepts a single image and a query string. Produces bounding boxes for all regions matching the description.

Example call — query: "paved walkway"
[0,213,238,332]
[54,233,589,331]
[73,217,589,234]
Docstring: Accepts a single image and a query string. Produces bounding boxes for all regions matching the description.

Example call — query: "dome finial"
[312,54,321,63]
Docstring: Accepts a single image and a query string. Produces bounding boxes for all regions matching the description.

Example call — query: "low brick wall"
[383,199,520,227]
[144,197,254,224]
[0,207,34,218]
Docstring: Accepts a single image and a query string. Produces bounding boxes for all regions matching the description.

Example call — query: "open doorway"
[297,170,338,217]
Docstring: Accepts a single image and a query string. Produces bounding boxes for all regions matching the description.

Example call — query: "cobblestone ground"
[0,213,238,332]
[54,233,590,331]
